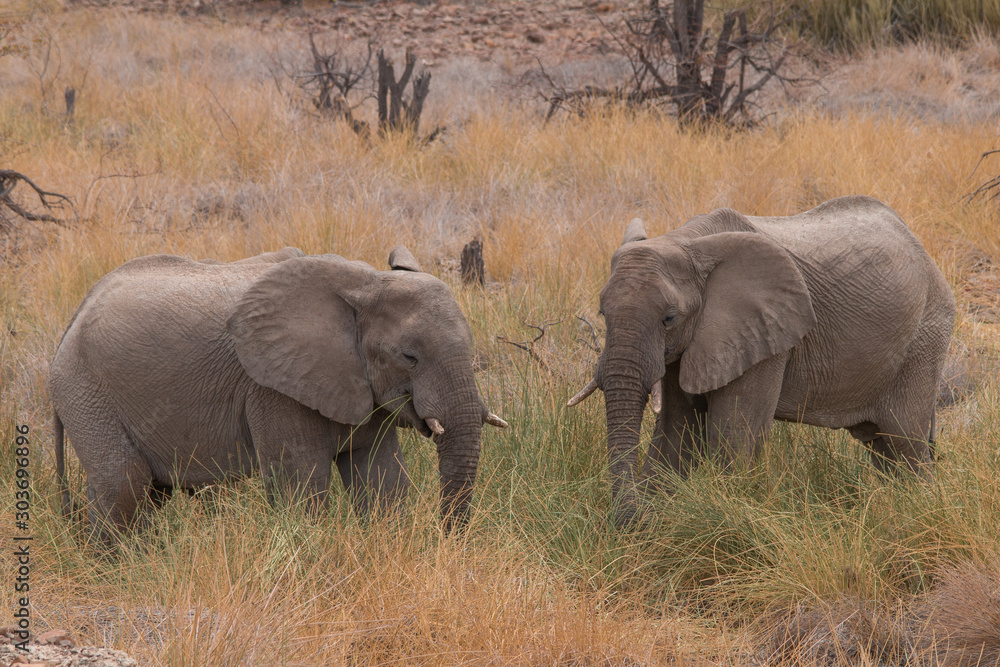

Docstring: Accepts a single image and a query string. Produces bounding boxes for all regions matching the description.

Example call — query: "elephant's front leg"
[335,413,410,518]
[246,390,336,509]
[642,361,707,482]
[705,351,789,469]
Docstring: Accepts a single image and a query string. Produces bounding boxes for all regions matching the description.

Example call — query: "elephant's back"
[749,196,922,259]
[50,256,267,467]
[749,195,951,310]
[57,255,267,356]
[757,197,954,422]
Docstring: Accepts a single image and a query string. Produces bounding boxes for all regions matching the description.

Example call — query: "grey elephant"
[50,246,506,542]
[569,196,955,526]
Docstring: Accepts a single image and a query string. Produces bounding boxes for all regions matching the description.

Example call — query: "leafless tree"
[376,48,433,136]
[299,31,374,139]
[542,0,805,126]
[299,35,440,142]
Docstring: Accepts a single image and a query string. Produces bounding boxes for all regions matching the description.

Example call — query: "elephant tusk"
[426,418,445,436]
[567,378,599,407]
[650,381,662,414]
[486,412,508,428]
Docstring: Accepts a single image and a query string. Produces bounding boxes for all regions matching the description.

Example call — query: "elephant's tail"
[53,411,71,517]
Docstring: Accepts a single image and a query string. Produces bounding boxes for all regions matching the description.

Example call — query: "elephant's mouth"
[378,392,435,437]
[377,391,506,438]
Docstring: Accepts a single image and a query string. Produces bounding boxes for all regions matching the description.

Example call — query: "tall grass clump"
[805,0,1000,49]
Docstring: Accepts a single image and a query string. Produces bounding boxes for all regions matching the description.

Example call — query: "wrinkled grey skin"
[572,196,956,526]
[51,246,505,542]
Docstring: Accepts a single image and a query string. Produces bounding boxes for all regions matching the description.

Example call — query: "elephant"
[568,196,955,526]
[50,246,507,542]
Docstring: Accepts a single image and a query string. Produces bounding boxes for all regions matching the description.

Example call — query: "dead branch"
[576,315,602,354]
[497,319,564,372]
[0,170,76,229]
[80,151,161,217]
[965,149,1000,203]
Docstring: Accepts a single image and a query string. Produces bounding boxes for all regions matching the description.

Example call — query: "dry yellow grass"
[3,6,1000,665]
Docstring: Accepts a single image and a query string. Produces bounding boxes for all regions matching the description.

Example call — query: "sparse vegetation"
[801,0,1000,49]
[2,5,1000,665]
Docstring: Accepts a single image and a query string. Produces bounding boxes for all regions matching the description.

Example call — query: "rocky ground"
[79,0,629,67]
[0,628,136,667]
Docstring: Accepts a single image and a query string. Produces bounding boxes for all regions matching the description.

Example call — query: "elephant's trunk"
[599,327,661,527]
[436,417,482,532]
[413,358,485,531]
[604,373,648,527]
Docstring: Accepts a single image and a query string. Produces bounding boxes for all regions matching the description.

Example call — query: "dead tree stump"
[64,86,75,120]
[460,238,485,287]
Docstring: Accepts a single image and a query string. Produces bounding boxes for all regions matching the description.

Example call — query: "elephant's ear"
[679,232,816,395]
[622,218,648,244]
[388,246,422,272]
[228,256,375,425]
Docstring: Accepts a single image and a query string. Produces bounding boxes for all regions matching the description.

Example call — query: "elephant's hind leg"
[869,362,940,474]
[74,423,155,544]
[868,414,933,476]
[867,339,943,475]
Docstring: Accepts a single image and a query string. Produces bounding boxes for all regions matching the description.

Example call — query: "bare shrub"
[540,0,805,126]
[301,31,373,139]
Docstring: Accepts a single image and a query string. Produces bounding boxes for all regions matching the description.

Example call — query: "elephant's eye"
[402,352,418,365]
[663,315,675,325]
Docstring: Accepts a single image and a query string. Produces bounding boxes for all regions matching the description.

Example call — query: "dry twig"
[965,149,1000,203]
[576,315,603,354]
[80,151,161,218]
[0,170,76,229]
[497,319,564,372]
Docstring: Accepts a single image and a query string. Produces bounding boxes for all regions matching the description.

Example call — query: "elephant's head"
[570,216,815,524]
[227,247,506,528]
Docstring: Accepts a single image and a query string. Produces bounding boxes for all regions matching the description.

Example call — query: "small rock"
[35,630,71,647]
[526,31,545,44]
